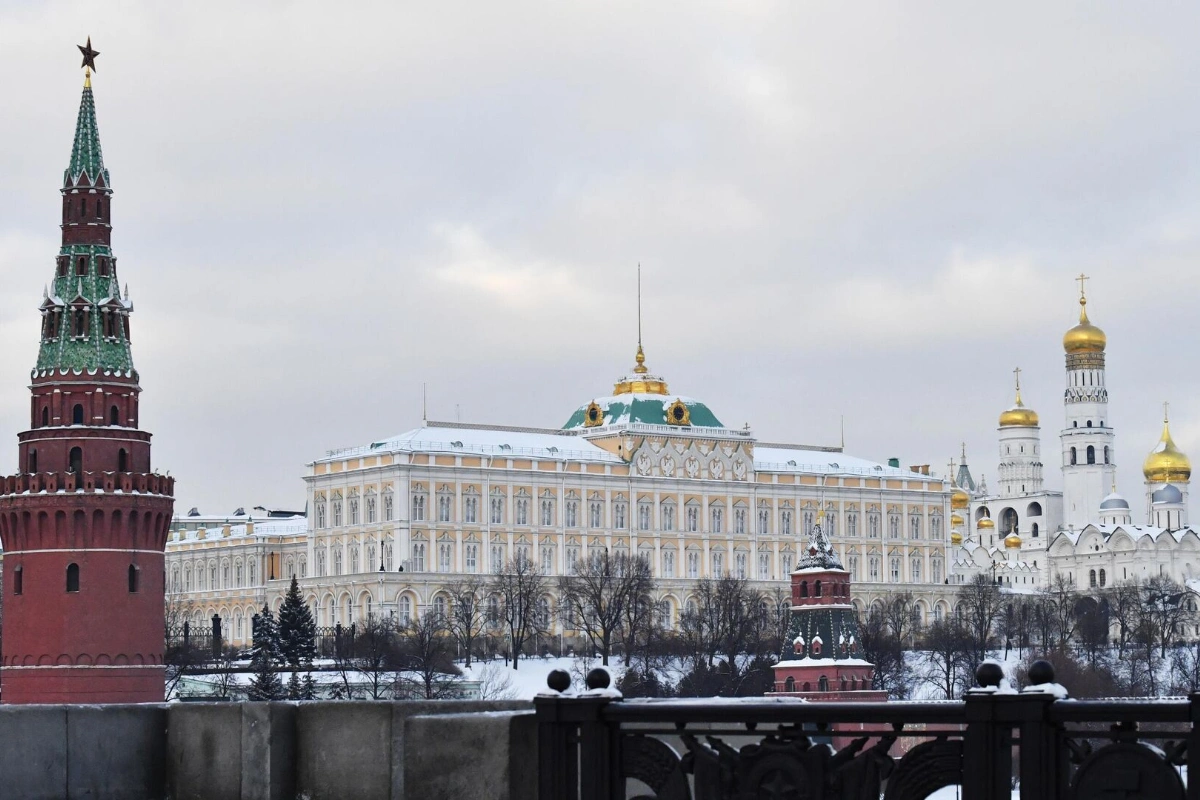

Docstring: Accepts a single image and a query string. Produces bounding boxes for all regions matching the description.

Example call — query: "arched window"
[1032,523,1039,538]
[96,199,103,219]
[784,676,795,692]
[41,407,49,427]
[1104,446,1110,464]
[1073,421,1078,428]
[76,256,87,276]
[13,565,23,595]
[72,404,84,425]
[1087,420,1093,428]
[1086,446,1096,465]
[814,580,822,597]
[66,563,80,593]
[1089,569,1097,588]
[69,447,82,475]
[1070,447,1077,466]
[800,581,808,598]
[128,565,139,593]
[118,448,127,473]
[80,198,87,218]
[110,406,120,426]
[398,595,412,623]
[27,449,37,473]
[818,675,829,692]
[1099,569,1107,587]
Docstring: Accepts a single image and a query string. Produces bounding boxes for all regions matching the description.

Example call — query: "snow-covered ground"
[460,655,627,700]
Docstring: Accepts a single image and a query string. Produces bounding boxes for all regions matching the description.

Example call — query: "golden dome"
[612,344,669,395]
[998,369,1038,427]
[950,513,965,526]
[1063,295,1106,354]
[977,517,995,530]
[1004,533,1022,549]
[1143,412,1191,483]
[951,487,970,510]
[950,530,963,545]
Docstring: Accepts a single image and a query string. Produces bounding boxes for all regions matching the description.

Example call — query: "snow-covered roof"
[753,445,918,477]
[323,424,623,465]
[1054,523,1198,546]
[169,515,307,543]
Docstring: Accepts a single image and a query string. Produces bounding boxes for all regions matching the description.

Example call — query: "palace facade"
[166,346,955,646]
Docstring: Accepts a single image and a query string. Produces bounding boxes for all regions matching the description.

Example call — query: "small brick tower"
[772,521,885,701]
[0,47,175,703]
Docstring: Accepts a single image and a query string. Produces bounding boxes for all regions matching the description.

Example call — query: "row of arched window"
[1068,445,1110,466]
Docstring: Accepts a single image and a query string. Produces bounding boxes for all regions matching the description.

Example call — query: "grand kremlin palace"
[164,345,955,647]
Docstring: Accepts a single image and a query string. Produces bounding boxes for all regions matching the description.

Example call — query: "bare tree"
[491,554,547,669]
[617,556,657,667]
[352,615,405,700]
[1045,574,1081,650]
[446,576,488,667]
[883,592,915,649]
[1105,580,1142,657]
[923,616,972,699]
[164,592,202,699]
[558,550,636,666]
[856,603,912,699]
[397,608,461,699]
[959,574,1002,672]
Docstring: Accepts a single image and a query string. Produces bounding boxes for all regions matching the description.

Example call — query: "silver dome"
[1099,493,1130,510]
[1152,484,1184,504]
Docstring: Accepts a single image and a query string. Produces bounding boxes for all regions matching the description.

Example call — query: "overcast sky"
[1,2,1199,515]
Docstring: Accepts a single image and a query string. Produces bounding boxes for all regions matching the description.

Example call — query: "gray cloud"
[2,2,1199,513]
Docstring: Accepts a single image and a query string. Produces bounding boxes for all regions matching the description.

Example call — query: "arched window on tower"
[66,563,80,593]
[76,257,87,276]
[72,404,84,425]
[128,565,139,593]
[13,566,22,595]
[69,447,82,475]
[96,199,103,219]
[1104,446,1110,464]
[815,580,822,597]
[1070,447,1077,466]
[27,448,37,474]
[110,406,120,426]
[1087,446,1096,465]
[1087,420,1093,428]
[800,581,808,598]
[80,198,87,218]
[41,407,49,427]
[118,448,127,473]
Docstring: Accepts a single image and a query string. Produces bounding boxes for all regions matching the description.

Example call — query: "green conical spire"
[64,80,108,185]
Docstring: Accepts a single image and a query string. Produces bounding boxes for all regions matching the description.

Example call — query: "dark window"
[98,258,108,276]
[74,309,86,336]
[1087,420,1093,428]
[66,563,80,593]
[1099,569,1107,587]
[13,566,22,596]
[96,199,103,219]
[128,565,139,593]
[800,581,808,598]
[1104,446,1110,464]
[41,407,49,427]
[815,580,822,597]
[118,448,127,473]
[1087,446,1096,465]
[76,257,87,276]
[27,449,37,473]
[1073,421,1078,428]
[110,406,120,426]
[784,676,795,692]
[818,675,829,692]
[69,447,82,475]
[72,404,84,425]
[57,258,67,277]
[1070,447,1077,466]
[80,198,87,218]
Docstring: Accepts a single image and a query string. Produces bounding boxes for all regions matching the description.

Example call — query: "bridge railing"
[535,661,1200,800]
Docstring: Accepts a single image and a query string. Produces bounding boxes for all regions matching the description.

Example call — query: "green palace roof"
[563,394,725,430]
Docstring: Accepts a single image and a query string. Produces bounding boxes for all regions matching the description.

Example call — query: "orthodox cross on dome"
[77,37,99,83]
[1076,272,1089,299]
[1164,401,1171,423]
[1013,366,1022,391]
[961,441,967,461]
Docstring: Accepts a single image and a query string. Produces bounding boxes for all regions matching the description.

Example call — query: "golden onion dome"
[1143,413,1191,483]
[950,513,965,526]
[1063,295,1106,354]
[1004,533,1022,549]
[950,530,963,545]
[998,370,1038,427]
[951,487,970,510]
[977,517,995,530]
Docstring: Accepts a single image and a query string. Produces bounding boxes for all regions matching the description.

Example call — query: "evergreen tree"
[278,576,317,668]
[300,670,318,700]
[286,671,303,700]
[247,604,283,701]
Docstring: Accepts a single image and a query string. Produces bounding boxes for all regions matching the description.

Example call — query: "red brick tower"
[0,46,175,703]
[772,521,885,701]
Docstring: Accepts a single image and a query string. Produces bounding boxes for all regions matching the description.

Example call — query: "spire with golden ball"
[613,265,669,395]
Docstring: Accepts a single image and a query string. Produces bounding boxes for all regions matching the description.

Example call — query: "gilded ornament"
[977,517,995,530]
[1143,411,1191,483]
[666,399,691,426]
[1062,280,1106,354]
[584,401,604,428]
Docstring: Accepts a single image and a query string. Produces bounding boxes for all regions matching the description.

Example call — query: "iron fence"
[536,661,1200,799]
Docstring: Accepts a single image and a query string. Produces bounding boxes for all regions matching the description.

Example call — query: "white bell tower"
[1060,275,1116,529]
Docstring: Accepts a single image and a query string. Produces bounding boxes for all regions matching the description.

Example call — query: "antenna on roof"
[422,383,427,424]
[637,263,643,350]
[840,415,845,450]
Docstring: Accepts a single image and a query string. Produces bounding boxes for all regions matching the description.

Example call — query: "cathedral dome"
[998,371,1038,427]
[563,345,726,430]
[1063,296,1106,354]
[950,513,964,527]
[950,530,963,545]
[977,517,994,531]
[1143,417,1191,483]
[1099,492,1129,510]
[951,487,970,510]
[1004,533,1022,549]
[1152,484,1184,505]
